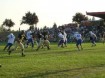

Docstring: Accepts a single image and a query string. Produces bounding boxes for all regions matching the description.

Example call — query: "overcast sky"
[0,0,105,30]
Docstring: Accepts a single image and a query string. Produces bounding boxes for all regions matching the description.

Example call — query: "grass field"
[0,43,105,78]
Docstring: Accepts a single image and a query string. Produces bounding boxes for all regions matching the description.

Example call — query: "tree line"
[0,11,92,31]
[0,11,38,31]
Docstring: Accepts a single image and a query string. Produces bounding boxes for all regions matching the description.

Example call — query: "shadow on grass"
[22,64,105,78]
[31,47,96,56]
[34,49,77,55]
[0,47,95,58]
[0,53,25,59]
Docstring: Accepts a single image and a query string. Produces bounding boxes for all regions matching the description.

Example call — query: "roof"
[86,12,105,19]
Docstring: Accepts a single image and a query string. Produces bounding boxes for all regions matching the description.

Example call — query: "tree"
[72,12,88,24]
[43,26,47,29]
[53,23,57,29]
[0,25,4,32]
[21,11,39,29]
[2,19,15,31]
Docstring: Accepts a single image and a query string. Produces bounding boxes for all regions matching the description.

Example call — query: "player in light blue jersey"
[3,33,15,53]
[74,32,83,51]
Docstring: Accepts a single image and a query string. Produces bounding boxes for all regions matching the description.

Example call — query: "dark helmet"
[21,30,25,34]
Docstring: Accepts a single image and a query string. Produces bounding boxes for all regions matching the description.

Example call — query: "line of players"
[3,27,105,56]
[57,30,105,51]
[3,27,50,56]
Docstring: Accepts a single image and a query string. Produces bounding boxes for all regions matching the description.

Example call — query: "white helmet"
[75,32,79,34]
[10,33,13,35]
[89,31,93,34]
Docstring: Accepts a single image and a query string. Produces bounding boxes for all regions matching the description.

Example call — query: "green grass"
[0,43,105,78]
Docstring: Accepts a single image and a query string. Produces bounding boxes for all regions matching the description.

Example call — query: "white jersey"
[64,31,67,41]
[74,33,82,40]
[7,33,15,44]
[58,32,64,39]
[90,32,96,38]
[26,30,32,39]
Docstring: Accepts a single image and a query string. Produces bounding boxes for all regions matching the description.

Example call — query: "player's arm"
[94,34,97,39]
[17,34,21,43]
[73,35,77,42]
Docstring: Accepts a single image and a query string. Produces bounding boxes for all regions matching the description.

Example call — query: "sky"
[0,0,105,31]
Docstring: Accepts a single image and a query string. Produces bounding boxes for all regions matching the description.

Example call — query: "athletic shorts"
[76,39,82,45]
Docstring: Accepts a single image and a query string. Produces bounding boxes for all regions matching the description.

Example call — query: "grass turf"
[0,43,105,78]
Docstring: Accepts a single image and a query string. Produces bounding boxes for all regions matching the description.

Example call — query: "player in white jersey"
[58,31,64,47]
[63,31,67,47]
[102,31,105,44]
[3,33,15,53]
[74,32,83,51]
[89,31,97,47]
[26,29,34,48]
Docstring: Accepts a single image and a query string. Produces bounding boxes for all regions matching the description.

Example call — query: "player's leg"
[19,42,25,56]
[8,41,18,55]
[80,43,83,50]
[26,39,30,48]
[36,39,43,51]
[3,43,9,51]
[7,43,13,51]
[31,39,34,48]
[44,40,50,50]
[76,40,80,51]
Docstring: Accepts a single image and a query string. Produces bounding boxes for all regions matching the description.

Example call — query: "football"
[0,64,2,67]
